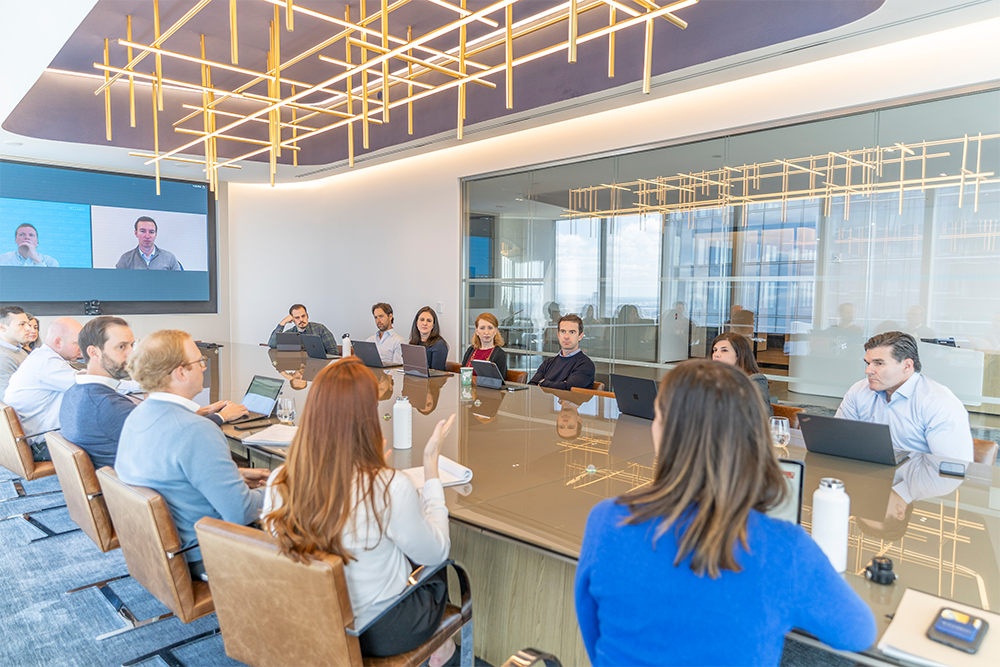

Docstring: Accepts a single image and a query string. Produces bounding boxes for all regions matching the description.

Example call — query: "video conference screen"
[0,160,215,312]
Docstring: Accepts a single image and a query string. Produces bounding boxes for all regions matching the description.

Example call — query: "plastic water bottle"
[393,396,412,449]
[342,333,352,357]
[812,478,850,573]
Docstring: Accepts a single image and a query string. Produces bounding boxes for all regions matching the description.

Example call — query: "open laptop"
[767,459,805,524]
[352,340,402,368]
[611,373,657,420]
[798,413,909,466]
[302,334,339,360]
[471,359,529,391]
[401,343,450,377]
[274,331,302,351]
[228,375,285,424]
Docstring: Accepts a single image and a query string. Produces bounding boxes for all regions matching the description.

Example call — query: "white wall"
[228,17,1000,354]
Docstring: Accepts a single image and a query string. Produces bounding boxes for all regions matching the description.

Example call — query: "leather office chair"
[446,361,462,374]
[195,517,474,667]
[973,438,998,466]
[771,404,805,429]
[96,468,218,662]
[591,381,605,392]
[506,369,528,384]
[570,386,616,399]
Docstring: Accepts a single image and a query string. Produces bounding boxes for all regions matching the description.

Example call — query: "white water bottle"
[812,478,850,573]
[342,333,352,357]
[393,396,412,450]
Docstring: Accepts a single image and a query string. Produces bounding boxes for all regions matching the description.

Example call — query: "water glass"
[277,397,297,422]
[770,416,791,448]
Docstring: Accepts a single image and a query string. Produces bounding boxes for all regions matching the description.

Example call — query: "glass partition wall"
[462,88,1000,418]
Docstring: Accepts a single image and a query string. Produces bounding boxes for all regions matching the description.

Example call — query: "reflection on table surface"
[217,344,999,646]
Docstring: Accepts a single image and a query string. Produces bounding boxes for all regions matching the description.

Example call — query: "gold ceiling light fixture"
[87,0,698,195]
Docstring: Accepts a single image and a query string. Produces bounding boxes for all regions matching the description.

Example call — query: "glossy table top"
[211,344,1000,653]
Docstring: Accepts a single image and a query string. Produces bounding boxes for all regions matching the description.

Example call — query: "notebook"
[400,456,474,488]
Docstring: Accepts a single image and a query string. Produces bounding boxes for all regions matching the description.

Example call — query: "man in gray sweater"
[0,306,31,399]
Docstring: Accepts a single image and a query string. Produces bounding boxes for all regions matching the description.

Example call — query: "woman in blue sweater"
[575,359,876,667]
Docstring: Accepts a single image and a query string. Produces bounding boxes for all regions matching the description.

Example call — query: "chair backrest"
[973,438,998,466]
[195,517,363,667]
[46,433,118,552]
[771,404,805,429]
[445,361,462,374]
[570,386,616,399]
[592,381,605,392]
[506,369,528,384]
[0,401,37,480]
[96,467,212,624]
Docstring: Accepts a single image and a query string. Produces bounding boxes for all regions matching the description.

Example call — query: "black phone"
[939,461,966,477]
[926,607,988,653]
[232,420,272,431]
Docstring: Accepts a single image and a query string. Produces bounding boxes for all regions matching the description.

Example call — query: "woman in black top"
[408,306,449,370]
[461,312,507,378]
[711,332,773,416]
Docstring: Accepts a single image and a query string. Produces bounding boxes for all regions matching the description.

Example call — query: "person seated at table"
[368,302,405,365]
[409,306,449,371]
[460,312,507,378]
[529,315,595,390]
[267,303,338,354]
[835,331,973,461]
[262,357,457,663]
[711,332,773,416]
[115,329,269,580]
[23,313,40,351]
[575,359,877,666]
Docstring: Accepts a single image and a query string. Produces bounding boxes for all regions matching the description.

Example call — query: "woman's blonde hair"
[126,329,191,393]
[470,312,504,349]
[618,359,786,579]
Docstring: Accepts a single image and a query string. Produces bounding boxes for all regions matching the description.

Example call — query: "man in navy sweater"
[529,314,596,390]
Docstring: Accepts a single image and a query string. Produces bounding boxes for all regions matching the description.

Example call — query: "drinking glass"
[277,397,297,422]
[770,416,790,448]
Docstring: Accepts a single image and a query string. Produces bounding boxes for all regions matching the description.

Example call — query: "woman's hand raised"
[423,414,456,480]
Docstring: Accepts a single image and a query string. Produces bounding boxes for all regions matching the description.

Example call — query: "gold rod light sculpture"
[127,15,135,127]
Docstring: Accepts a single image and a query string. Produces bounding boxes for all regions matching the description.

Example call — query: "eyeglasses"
[179,355,207,370]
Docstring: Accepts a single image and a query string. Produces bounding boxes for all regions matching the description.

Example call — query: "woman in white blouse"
[262,357,457,663]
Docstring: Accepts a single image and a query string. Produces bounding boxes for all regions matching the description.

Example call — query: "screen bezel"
[0,159,218,316]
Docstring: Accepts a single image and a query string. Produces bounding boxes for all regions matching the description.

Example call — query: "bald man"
[4,317,83,461]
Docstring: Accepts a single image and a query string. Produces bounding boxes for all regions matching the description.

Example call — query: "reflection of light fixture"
[82,0,699,195]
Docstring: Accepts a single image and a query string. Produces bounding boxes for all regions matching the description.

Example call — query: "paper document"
[400,456,473,488]
[242,424,297,446]
[877,588,998,667]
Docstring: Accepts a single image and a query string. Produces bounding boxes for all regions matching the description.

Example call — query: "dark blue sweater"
[420,338,449,371]
[528,351,595,390]
[576,499,877,666]
[59,382,138,469]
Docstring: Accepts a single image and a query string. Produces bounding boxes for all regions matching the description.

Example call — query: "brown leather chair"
[570,386,616,399]
[771,404,805,429]
[96,467,218,656]
[506,369,528,384]
[973,438,998,466]
[592,381,605,392]
[446,361,462,374]
[195,517,474,667]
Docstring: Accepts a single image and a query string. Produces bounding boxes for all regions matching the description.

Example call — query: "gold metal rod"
[174,127,302,148]
[407,25,413,135]
[347,4,354,167]
[382,0,389,123]
[361,0,369,149]
[128,151,242,168]
[642,14,653,93]
[127,15,135,127]
[608,5,615,77]
[347,38,498,88]
[179,103,319,130]
[103,38,112,141]
[569,0,578,63]
[274,6,282,158]
[152,80,160,194]
[201,34,211,192]
[287,0,294,31]
[230,0,238,64]
[321,55,435,89]
[291,85,298,166]
[459,0,467,133]
[154,0,163,110]
[959,134,968,209]
[426,0,500,28]
[974,132,982,212]
[505,4,513,108]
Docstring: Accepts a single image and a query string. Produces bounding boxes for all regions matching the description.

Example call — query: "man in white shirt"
[835,331,973,461]
[3,317,83,461]
[367,302,404,365]
[0,306,32,398]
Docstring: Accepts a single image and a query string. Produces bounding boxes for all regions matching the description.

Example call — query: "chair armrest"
[19,427,61,442]
[346,559,457,636]
[166,542,199,559]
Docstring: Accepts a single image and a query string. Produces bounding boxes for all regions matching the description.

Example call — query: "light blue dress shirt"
[835,372,973,461]
[0,250,59,267]
[367,328,404,365]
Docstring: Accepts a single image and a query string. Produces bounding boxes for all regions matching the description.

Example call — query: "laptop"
[401,343,450,377]
[798,413,910,466]
[302,334,339,360]
[352,340,402,368]
[228,375,285,424]
[767,459,805,524]
[471,359,529,391]
[611,373,657,420]
[274,331,302,351]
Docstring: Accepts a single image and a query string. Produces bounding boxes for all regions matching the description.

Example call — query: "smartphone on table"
[926,607,988,653]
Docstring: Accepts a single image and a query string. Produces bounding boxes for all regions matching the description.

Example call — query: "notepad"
[399,456,473,488]
[241,424,297,446]
[877,588,998,667]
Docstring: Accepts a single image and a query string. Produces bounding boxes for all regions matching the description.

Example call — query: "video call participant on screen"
[0,223,59,267]
[409,306,449,371]
[116,330,268,580]
[575,360,877,666]
[460,312,507,378]
[368,302,404,365]
[0,306,32,399]
[529,315,595,390]
[267,303,337,354]
[3,317,82,461]
[835,331,973,461]
[115,216,182,270]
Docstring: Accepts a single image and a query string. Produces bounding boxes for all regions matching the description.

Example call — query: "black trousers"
[359,568,449,657]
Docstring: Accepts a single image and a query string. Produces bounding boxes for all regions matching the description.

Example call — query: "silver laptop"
[274,331,302,351]
[228,375,285,423]
[401,343,450,377]
[799,413,909,466]
[352,340,402,368]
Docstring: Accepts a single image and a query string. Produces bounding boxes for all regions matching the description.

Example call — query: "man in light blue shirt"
[0,223,59,267]
[835,331,973,461]
[367,302,404,365]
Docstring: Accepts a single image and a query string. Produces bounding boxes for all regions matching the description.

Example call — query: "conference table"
[206,344,1000,667]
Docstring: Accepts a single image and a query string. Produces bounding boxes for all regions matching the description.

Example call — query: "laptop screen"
[241,376,284,415]
[767,459,805,524]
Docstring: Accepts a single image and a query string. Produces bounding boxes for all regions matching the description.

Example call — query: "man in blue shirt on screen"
[115,216,182,270]
[0,224,59,267]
